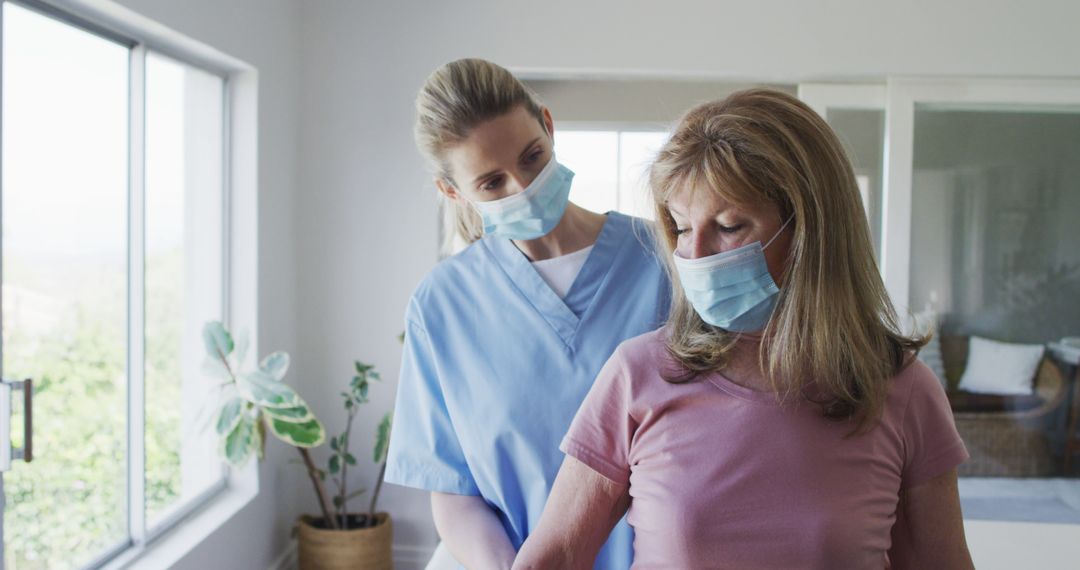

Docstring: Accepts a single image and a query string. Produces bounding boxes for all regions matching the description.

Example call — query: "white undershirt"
[530,245,594,299]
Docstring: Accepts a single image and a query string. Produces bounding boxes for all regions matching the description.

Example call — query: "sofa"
[940,336,1068,477]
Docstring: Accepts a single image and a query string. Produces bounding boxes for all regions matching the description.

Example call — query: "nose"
[687,227,720,259]
[507,169,535,195]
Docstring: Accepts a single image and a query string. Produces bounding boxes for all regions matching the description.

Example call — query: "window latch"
[1,377,33,472]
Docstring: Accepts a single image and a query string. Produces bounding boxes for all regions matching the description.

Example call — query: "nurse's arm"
[431,491,517,570]
[887,468,974,569]
[513,456,630,570]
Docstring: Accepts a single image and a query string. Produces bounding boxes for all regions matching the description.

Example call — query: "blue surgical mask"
[469,156,574,240]
[672,216,794,332]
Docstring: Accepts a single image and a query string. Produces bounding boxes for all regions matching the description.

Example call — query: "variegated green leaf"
[267,416,325,448]
[202,321,234,360]
[221,414,256,467]
[202,355,232,381]
[216,397,244,436]
[262,404,313,423]
[374,412,392,463]
[236,370,301,408]
[259,351,290,381]
[256,413,267,460]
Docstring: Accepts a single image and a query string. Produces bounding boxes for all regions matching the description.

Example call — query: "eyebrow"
[471,137,543,185]
[665,200,687,217]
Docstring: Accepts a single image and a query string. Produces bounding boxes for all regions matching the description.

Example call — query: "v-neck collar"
[481,212,630,347]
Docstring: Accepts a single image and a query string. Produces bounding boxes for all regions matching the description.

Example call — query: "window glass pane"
[144,52,225,527]
[910,105,1080,521]
[618,131,668,220]
[2,3,129,567]
[556,131,618,215]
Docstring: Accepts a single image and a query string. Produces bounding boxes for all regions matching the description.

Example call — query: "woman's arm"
[431,492,517,570]
[513,456,631,570]
[888,468,974,569]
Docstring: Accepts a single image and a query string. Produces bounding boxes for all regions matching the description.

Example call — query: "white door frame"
[798,82,887,244]
[797,83,886,117]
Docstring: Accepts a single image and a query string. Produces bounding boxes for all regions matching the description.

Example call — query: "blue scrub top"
[385,212,670,569]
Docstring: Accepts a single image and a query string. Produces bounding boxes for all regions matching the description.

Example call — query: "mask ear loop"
[763,214,796,251]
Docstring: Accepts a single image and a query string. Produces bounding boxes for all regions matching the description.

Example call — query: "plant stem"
[299,447,338,530]
[338,407,356,529]
[368,461,387,527]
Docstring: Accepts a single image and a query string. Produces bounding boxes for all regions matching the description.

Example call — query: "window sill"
[102,462,258,570]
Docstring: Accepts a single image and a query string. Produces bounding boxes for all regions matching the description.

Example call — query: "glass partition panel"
[910,104,1080,524]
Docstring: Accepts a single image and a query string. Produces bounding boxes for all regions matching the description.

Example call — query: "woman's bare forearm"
[513,456,630,569]
[431,492,517,570]
[888,469,974,570]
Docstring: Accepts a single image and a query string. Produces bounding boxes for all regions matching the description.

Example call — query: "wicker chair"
[941,336,1068,477]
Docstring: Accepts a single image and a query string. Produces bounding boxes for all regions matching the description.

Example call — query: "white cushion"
[958,336,1045,396]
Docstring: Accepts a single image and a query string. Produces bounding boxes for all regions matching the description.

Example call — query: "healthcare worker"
[383,58,670,570]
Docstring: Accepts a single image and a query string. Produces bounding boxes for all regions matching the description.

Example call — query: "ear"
[435,177,460,201]
[541,106,555,140]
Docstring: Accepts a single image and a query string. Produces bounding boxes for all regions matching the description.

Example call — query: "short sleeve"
[900,361,970,489]
[559,347,637,486]
[383,308,480,495]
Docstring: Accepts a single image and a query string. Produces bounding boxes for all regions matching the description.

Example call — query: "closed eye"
[523,148,544,165]
[479,175,504,192]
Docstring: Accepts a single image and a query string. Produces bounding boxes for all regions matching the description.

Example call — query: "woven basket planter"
[297,513,393,570]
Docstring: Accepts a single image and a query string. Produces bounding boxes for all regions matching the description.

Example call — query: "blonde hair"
[414,58,547,255]
[649,89,925,431]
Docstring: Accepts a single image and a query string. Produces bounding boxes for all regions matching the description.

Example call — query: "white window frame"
[554,120,670,217]
[798,83,888,258]
[0,1,260,568]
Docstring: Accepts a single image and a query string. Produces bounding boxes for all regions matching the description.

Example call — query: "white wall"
[292,1,1080,567]
[108,0,301,568]
[527,79,795,124]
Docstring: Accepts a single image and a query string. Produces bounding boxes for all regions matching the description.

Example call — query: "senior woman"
[514,89,973,570]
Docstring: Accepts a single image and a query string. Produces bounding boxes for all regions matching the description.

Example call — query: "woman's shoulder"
[885,354,950,418]
[605,213,670,289]
[407,240,491,316]
[890,356,944,394]
[610,327,673,375]
[585,328,675,413]
[613,213,663,253]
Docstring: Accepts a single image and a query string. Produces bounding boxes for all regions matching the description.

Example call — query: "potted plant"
[201,321,394,569]
[295,361,394,569]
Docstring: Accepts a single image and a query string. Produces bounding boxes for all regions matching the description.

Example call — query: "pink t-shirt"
[560,329,969,570]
